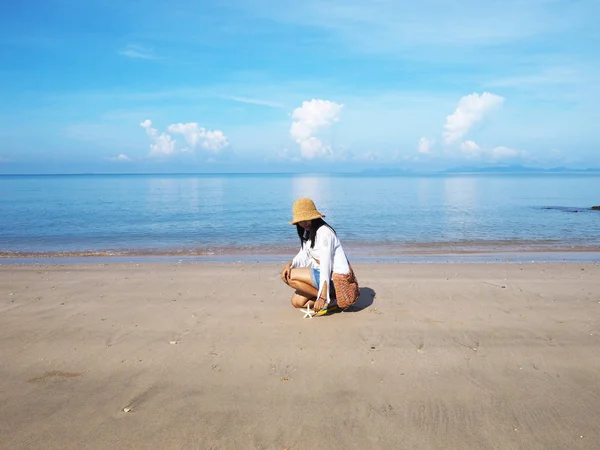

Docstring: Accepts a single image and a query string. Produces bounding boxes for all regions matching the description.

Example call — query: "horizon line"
[2,168,600,177]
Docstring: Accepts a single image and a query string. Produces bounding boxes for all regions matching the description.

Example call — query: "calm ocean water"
[1,173,600,261]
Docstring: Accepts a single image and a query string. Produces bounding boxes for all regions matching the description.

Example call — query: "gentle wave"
[3,241,600,259]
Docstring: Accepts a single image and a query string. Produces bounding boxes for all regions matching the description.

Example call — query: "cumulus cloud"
[140,120,228,157]
[290,99,343,159]
[416,92,522,164]
[460,140,523,161]
[443,92,504,144]
[168,122,229,153]
[491,146,521,160]
[460,140,481,155]
[418,137,434,154]
[200,130,228,152]
[140,120,176,156]
[108,154,133,162]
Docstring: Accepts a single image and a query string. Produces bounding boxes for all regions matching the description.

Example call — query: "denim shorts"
[310,268,336,299]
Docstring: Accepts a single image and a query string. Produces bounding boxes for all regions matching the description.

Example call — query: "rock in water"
[592,206,600,210]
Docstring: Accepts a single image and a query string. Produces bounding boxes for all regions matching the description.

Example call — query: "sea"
[1,173,599,263]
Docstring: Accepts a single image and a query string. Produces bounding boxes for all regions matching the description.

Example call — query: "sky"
[1,0,599,173]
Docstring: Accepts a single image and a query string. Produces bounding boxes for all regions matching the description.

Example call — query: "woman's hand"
[281,263,291,284]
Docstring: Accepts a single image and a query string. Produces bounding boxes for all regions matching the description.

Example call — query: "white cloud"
[167,123,204,149]
[118,44,157,60]
[224,96,284,108]
[200,130,228,153]
[168,122,229,153]
[361,151,382,161]
[418,137,434,154]
[107,154,133,162]
[140,119,159,138]
[491,146,521,161]
[140,120,229,157]
[443,92,504,144]
[290,99,343,159]
[140,120,177,156]
[300,136,329,159]
[240,0,585,59]
[460,140,481,155]
[460,141,523,161]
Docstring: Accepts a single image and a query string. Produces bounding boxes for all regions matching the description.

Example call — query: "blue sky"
[1,0,599,173]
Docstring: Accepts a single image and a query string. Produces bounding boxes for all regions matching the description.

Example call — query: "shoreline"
[2,249,600,265]
[2,241,600,264]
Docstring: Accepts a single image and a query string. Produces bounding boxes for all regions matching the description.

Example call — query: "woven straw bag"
[332,265,360,309]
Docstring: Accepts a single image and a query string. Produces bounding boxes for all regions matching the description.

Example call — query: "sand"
[1,262,599,450]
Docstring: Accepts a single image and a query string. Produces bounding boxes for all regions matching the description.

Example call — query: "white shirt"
[290,225,350,304]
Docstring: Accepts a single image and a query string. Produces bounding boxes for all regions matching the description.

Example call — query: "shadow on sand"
[341,287,376,313]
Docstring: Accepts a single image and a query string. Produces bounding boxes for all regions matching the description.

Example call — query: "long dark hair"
[296,218,336,249]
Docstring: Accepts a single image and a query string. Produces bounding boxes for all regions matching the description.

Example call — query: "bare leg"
[282,267,319,309]
[286,268,318,298]
[290,292,316,309]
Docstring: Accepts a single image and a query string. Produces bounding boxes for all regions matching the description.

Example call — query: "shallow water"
[1,173,599,259]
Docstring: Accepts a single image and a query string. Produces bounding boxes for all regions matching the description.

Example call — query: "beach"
[1,262,599,450]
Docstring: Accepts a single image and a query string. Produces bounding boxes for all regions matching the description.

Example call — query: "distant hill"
[359,165,600,175]
[439,165,600,174]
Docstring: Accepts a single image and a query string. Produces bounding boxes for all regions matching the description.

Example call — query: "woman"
[281,197,358,315]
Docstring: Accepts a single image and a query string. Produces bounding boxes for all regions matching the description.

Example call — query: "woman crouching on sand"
[281,198,359,315]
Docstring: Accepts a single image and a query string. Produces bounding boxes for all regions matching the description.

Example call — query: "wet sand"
[1,262,599,449]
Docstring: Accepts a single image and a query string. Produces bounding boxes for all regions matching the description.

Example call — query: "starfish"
[300,304,315,318]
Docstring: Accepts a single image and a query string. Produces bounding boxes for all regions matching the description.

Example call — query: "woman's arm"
[314,280,328,311]
[315,228,335,309]
[290,244,309,268]
[281,261,292,283]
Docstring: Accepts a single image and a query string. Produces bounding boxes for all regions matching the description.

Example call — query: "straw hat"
[289,198,325,225]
